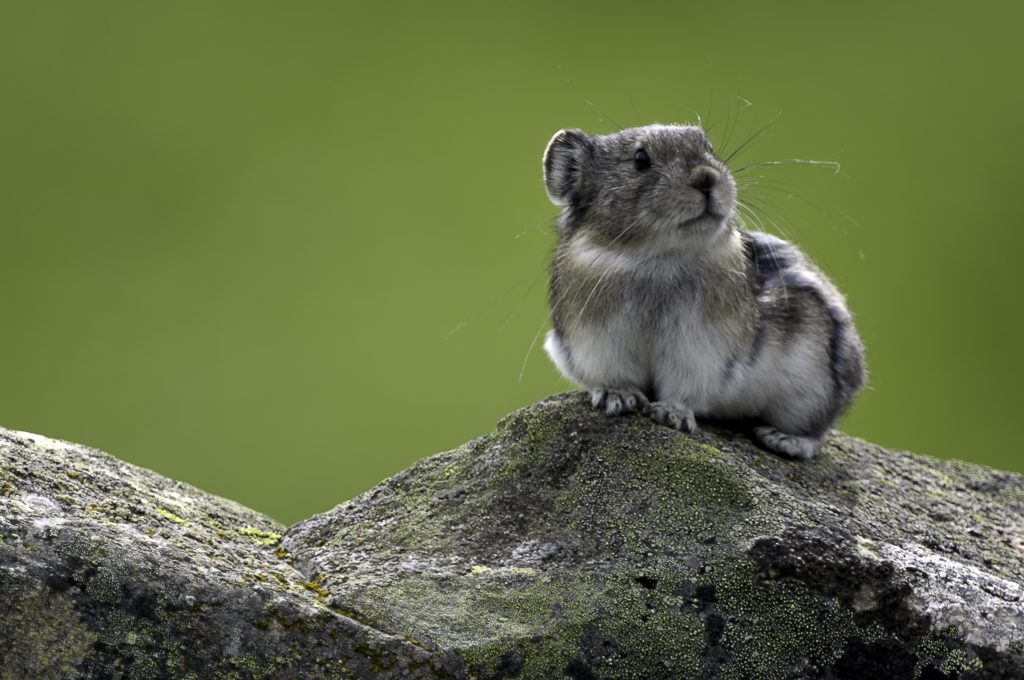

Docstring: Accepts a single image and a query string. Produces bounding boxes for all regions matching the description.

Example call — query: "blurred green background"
[2,2,1022,525]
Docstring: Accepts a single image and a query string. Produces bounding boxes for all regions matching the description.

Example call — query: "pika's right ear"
[543,129,592,207]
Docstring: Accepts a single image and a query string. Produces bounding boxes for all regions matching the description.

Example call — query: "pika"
[542,124,866,459]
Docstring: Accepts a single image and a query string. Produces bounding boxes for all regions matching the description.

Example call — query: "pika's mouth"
[680,206,725,229]
[682,191,729,224]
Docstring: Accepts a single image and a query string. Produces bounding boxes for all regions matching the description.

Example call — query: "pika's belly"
[649,315,745,410]
[562,312,744,410]
[561,318,653,392]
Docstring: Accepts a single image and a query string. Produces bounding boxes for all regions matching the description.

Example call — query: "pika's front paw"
[754,426,821,460]
[644,401,697,434]
[590,388,647,416]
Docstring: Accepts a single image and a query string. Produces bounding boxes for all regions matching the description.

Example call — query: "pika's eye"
[634,148,651,171]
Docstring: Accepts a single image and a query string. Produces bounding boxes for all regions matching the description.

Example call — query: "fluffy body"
[542,124,865,459]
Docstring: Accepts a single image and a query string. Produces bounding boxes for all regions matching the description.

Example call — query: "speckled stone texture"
[0,429,454,679]
[4,394,1024,679]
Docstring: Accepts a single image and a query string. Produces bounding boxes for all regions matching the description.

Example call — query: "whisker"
[702,78,715,136]
[739,196,795,240]
[719,95,752,159]
[512,265,561,383]
[736,201,770,234]
[733,158,840,174]
[518,315,551,384]
[738,198,781,237]
[738,180,828,214]
[497,265,548,334]
[586,99,623,132]
[446,215,554,340]
[627,92,642,127]
[723,111,782,164]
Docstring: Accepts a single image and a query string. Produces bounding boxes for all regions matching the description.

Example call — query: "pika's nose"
[688,165,720,193]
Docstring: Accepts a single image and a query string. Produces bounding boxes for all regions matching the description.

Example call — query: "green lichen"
[0,577,98,677]
[4,395,1024,677]
[282,394,1024,677]
[710,559,862,678]
[156,507,188,525]
[238,527,283,545]
[303,575,330,601]
[83,566,121,605]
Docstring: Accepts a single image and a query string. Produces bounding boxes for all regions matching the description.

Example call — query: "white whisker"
[734,158,840,174]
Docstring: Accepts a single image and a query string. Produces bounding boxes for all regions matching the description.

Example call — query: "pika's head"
[543,124,736,247]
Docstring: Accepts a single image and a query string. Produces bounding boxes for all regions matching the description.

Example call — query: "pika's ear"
[543,128,592,207]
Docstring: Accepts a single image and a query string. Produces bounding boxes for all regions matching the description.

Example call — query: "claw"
[588,388,646,416]
[644,401,697,434]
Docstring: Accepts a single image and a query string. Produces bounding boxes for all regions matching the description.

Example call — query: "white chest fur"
[550,233,753,412]
[558,298,740,411]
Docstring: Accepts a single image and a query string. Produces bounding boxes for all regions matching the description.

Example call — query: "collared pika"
[542,123,866,459]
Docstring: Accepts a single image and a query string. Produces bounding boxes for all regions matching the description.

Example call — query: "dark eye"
[634,148,651,171]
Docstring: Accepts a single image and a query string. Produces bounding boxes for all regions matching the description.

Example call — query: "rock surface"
[0,429,451,678]
[4,393,1024,678]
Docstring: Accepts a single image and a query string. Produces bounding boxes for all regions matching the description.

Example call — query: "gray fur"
[541,124,866,459]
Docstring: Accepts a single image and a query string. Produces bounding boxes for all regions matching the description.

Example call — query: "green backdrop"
[2,2,1022,524]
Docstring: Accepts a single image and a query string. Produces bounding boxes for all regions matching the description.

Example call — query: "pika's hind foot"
[644,401,697,434]
[754,426,822,460]
[590,388,647,416]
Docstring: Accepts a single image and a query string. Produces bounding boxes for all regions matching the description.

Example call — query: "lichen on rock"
[3,394,1024,678]
[0,429,447,679]
[286,394,1024,679]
